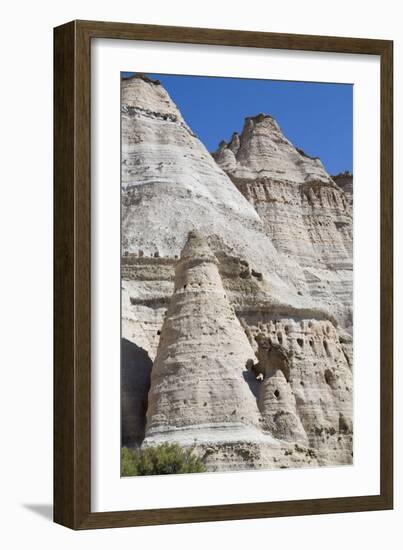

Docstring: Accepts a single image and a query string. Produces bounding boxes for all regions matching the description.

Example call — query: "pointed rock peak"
[228,132,241,153]
[121,73,184,121]
[212,113,286,161]
[246,112,270,123]
[123,73,161,85]
[180,230,216,263]
[213,112,332,185]
[243,113,282,134]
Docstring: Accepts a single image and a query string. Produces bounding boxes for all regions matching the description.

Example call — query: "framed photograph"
[54,20,393,529]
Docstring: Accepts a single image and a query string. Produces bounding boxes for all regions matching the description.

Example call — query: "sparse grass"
[121,443,206,476]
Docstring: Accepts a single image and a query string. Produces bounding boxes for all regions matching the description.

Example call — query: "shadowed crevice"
[121,338,153,447]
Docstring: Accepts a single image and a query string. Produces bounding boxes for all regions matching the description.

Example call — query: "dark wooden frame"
[54,19,393,530]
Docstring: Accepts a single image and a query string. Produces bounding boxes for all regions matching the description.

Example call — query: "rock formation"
[121,75,353,471]
[251,320,353,465]
[333,171,353,205]
[144,231,269,446]
[213,115,353,330]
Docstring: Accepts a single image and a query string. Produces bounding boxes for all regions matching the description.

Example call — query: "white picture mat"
[91,38,380,513]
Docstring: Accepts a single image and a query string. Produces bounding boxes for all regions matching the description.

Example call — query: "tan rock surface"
[333,171,353,205]
[144,231,271,446]
[213,115,353,329]
[121,76,353,470]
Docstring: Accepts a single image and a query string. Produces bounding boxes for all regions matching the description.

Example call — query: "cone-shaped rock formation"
[213,114,353,329]
[144,231,271,446]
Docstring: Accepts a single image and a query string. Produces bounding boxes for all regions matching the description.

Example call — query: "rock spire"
[144,231,269,446]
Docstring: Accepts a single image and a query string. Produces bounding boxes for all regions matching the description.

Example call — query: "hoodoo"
[144,231,267,446]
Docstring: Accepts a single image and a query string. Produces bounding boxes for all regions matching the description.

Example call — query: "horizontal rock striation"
[333,171,353,205]
[121,78,327,313]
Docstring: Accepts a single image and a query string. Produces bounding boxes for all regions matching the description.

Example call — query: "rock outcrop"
[213,115,353,330]
[121,75,353,471]
[142,232,353,468]
[144,231,268,446]
[251,319,353,465]
[333,171,353,205]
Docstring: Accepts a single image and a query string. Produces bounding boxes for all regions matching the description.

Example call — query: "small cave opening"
[274,389,280,399]
[323,339,331,357]
[256,340,291,383]
[324,368,334,386]
[297,338,304,348]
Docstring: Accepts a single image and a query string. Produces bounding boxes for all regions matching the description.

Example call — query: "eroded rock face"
[333,171,353,205]
[251,320,353,465]
[144,231,267,445]
[143,232,352,468]
[213,114,332,185]
[121,77,317,390]
[213,115,353,329]
[121,76,353,471]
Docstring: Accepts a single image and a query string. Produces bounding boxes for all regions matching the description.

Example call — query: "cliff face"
[121,76,353,470]
[213,115,353,330]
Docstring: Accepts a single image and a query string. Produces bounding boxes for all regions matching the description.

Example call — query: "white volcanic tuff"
[144,231,271,445]
[213,114,332,185]
[121,76,319,311]
[213,115,353,328]
[143,232,353,467]
[249,318,353,465]
[121,76,353,468]
[121,75,184,120]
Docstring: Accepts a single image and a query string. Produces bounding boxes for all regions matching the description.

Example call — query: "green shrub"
[121,443,206,476]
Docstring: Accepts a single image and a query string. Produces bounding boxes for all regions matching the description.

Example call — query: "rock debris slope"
[121,75,353,470]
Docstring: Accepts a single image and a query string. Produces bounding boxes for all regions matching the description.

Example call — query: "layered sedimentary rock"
[143,232,352,468]
[144,231,267,445]
[333,171,353,205]
[248,318,353,465]
[121,77,312,303]
[121,75,353,470]
[121,76,334,348]
[213,115,353,329]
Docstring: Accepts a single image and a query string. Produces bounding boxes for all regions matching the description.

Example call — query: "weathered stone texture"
[121,76,353,471]
[213,115,353,330]
[144,232,265,444]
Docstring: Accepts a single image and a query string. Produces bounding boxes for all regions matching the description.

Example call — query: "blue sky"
[122,72,353,175]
